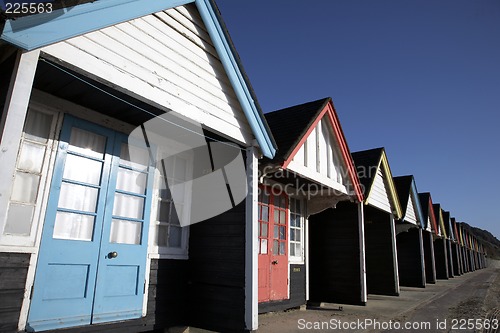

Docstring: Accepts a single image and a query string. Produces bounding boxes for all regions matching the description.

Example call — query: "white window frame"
[0,105,60,249]
[149,151,192,260]
[289,197,305,264]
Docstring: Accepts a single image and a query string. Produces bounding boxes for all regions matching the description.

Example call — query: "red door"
[258,186,288,302]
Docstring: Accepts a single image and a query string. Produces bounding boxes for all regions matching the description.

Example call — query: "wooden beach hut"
[450,218,462,276]
[393,175,426,288]
[259,98,365,311]
[442,211,455,277]
[0,1,277,332]
[418,193,438,284]
[432,204,450,279]
[352,148,403,296]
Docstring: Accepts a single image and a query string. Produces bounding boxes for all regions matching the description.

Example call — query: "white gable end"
[367,168,392,214]
[426,216,432,232]
[40,5,253,145]
[404,194,418,225]
[287,118,349,194]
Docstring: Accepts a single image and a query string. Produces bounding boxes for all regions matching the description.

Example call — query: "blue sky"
[217,0,500,239]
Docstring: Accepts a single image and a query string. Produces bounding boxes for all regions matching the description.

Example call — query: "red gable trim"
[427,196,439,235]
[282,101,364,202]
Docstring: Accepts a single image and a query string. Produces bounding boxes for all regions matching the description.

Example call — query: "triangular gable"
[264,98,363,202]
[451,218,460,243]
[443,211,455,242]
[393,175,424,228]
[432,204,447,238]
[353,148,402,218]
[1,0,277,159]
[419,192,439,235]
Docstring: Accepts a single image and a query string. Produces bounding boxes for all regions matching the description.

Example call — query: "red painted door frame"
[258,185,288,303]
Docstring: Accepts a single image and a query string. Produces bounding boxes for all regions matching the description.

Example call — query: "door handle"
[271,260,278,265]
[108,251,118,259]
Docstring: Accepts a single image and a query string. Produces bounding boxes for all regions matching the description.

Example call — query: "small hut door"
[28,116,153,331]
[258,187,288,302]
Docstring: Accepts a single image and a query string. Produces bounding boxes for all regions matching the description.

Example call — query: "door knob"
[108,251,118,259]
[271,260,278,265]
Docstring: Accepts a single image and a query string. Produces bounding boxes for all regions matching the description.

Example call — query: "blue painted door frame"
[27,115,154,332]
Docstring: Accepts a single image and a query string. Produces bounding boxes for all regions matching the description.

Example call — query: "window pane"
[116,168,146,194]
[260,239,268,254]
[279,226,286,240]
[273,240,278,255]
[279,242,285,255]
[295,229,301,242]
[58,183,98,213]
[279,210,286,224]
[113,193,144,219]
[63,155,103,185]
[290,244,295,256]
[156,225,168,246]
[18,141,45,173]
[53,212,94,241]
[261,206,269,221]
[274,210,279,224]
[274,225,278,239]
[290,229,296,241]
[289,198,295,212]
[4,203,34,235]
[11,172,40,203]
[68,128,106,159]
[260,222,268,237]
[24,110,53,143]
[168,226,182,248]
[295,243,301,257]
[170,206,181,226]
[120,144,149,170]
[157,201,171,222]
[110,219,142,245]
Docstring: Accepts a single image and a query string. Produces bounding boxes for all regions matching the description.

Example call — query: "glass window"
[153,154,190,257]
[289,198,304,261]
[4,109,55,239]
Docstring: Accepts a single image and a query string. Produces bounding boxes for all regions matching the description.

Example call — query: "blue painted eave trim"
[410,179,425,229]
[195,0,277,159]
[1,0,194,51]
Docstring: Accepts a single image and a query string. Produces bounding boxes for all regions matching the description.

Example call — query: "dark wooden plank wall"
[258,264,306,313]
[446,240,455,278]
[451,243,461,276]
[434,238,449,279]
[308,202,364,305]
[187,201,247,332]
[461,247,469,273]
[0,253,29,333]
[396,227,425,288]
[364,206,398,296]
[422,231,436,284]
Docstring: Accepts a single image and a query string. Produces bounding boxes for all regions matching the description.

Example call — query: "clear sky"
[216,0,500,239]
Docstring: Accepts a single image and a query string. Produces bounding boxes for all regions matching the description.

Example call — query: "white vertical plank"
[245,146,258,330]
[418,228,426,286]
[358,202,367,303]
[0,50,39,241]
[390,214,400,295]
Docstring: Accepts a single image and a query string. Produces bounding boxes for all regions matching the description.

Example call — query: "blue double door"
[28,116,154,331]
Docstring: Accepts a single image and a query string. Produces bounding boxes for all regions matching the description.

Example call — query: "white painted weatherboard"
[426,217,432,232]
[287,119,348,194]
[40,5,253,145]
[367,168,392,214]
[404,194,419,226]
